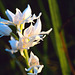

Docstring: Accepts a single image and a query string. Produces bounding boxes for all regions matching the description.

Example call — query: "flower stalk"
[10,32,19,41]
[20,24,32,73]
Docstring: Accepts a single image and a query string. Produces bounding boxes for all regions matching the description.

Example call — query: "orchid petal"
[28,52,39,67]
[32,41,40,47]
[9,40,18,49]
[40,28,52,35]
[16,8,22,16]
[0,17,14,25]
[23,4,32,20]
[9,37,18,49]
[25,37,39,48]
[30,52,39,62]
[25,67,33,71]
[23,23,34,37]
[24,12,42,23]
[17,31,23,38]
[5,9,15,21]
[5,49,18,54]
[20,49,26,58]
[0,24,12,36]
[32,12,42,20]
[27,73,34,75]
[37,65,44,73]
[34,18,41,35]
[34,67,38,74]
[34,35,41,40]
[13,8,22,25]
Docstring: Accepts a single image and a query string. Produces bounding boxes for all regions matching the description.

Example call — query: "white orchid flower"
[17,32,40,50]
[5,37,19,54]
[17,18,52,50]
[5,32,40,53]
[23,18,52,41]
[25,52,44,75]
[0,4,42,30]
[0,23,12,37]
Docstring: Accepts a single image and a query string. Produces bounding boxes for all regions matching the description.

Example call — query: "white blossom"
[25,52,44,75]
[0,5,41,30]
[16,18,52,50]
[23,18,52,41]
[17,32,40,50]
[5,32,40,53]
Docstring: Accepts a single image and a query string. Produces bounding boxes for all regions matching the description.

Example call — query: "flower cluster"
[0,4,52,75]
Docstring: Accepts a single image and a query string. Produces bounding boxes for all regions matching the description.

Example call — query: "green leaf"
[48,0,71,75]
[0,0,6,17]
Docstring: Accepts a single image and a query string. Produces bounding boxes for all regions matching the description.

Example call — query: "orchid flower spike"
[0,23,12,37]
[25,52,44,75]
[0,4,42,31]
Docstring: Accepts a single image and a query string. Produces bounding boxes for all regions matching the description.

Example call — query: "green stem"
[10,32,19,41]
[10,32,31,72]
[20,24,32,73]
[20,49,32,73]
[48,0,71,75]
[23,49,29,68]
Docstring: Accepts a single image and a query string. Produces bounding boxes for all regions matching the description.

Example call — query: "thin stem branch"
[20,24,32,73]
[10,32,19,41]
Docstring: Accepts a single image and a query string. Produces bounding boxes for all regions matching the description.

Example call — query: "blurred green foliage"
[0,0,75,75]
